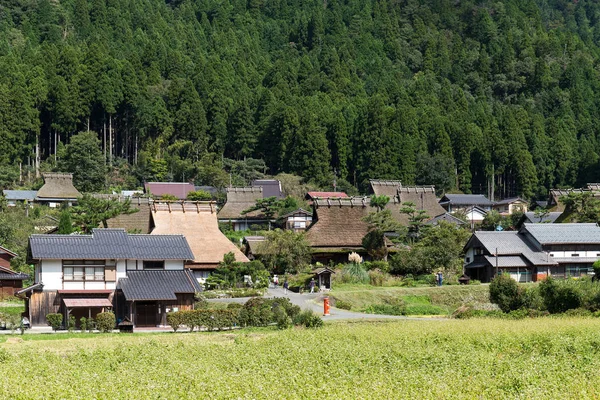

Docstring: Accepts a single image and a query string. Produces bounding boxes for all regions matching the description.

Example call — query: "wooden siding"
[29,291,60,326]
[0,280,23,298]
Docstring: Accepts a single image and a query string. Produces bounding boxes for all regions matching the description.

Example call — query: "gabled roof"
[144,182,196,199]
[522,223,600,245]
[151,202,249,267]
[0,246,17,257]
[218,187,265,219]
[0,265,29,280]
[305,198,372,249]
[29,229,194,260]
[277,208,312,220]
[440,194,493,206]
[483,255,528,268]
[104,198,154,233]
[117,270,201,301]
[466,231,555,266]
[36,173,81,200]
[521,212,562,224]
[3,190,37,201]
[369,180,403,197]
[306,192,349,200]
[493,197,527,206]
[243,236,267,255]
[425,213,466,226]
[252,179,284,199]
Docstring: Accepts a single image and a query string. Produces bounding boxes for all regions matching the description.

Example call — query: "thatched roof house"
[369,180,445,225]
[104,197,154,233]
[152,201,249,281]
[218,187,268,231]
[36,173,81,204]
[304,197,377,263]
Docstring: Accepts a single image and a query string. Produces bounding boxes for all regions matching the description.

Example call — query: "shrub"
[87,317,95,332]
[96,312,116,333]
[333,298,352,310]
[539,277,582,313]
[341,263,369,284]
[469,279,481,285]
[368,269,387,286]
[364,304,405,316]
[363,261,390,273]
[292,309,323,328]
[46,313,63,331]
[80,317,88,332]
[167,312,184,332]
[238,298,273,327]
[415,274,437,286]
[274,306,292,330]
[175,309,238,331]
[404,303,446,316]
[67,315,76,332]
[227,303,243,310]
[489,274,524,313]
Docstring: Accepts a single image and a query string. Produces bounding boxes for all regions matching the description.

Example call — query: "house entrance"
[135,302,158,327]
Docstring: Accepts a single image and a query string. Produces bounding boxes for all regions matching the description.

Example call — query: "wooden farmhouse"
[218,187,269,231]
[277,208,312,232]
[463,223,600,283]
[151,201,249,283]
[0,246,29,298]
[35,173,81,207]
[492,197,528,216]
[21,229,199,327]
[369,180,446,225]
[304,197,392,263]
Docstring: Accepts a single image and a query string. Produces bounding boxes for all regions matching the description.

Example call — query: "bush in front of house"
[167,312,185,332]
[489,274,525,313]
[238,298,274,327]
[95,312,116,333]
[46,313,63,331]
[173,309,238,332]
[539,277,582,314]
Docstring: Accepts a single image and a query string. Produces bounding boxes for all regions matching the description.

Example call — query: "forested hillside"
[2,0,600,198]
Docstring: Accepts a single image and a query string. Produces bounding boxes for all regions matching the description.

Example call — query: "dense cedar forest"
[2,0,600,198]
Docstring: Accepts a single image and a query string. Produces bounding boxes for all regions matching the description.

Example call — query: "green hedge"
[167,309,238,332]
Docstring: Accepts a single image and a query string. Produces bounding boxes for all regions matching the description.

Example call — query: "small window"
[94,267,105,281]
[143,261,165,270]
[73,267,84,281]
[85,267,95,280]
[571,254,579,257]
[465,257,471,263]
[64,267,73,281]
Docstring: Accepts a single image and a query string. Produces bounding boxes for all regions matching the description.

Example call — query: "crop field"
[2,318,600,399]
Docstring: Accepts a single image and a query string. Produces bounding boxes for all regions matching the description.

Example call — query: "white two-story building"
[21,229,200,327]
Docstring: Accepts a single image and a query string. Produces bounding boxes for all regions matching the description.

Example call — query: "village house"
[304,197,392,264]
[492,197,528,215]
[0,246,29,298]
[2,190,37,207]
[463,223,600,283]
[21,229,199,327]
[36,173,81,207]
[150,201,249,283]
[439,194,494,213]
[305,191,348,206]
[277,208,312,232]
[425,212,466,227]
[252,179,284,199]
[369,180,446,225]
[218,187,269,231]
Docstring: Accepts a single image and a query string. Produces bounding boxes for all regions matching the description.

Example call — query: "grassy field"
[331,284,491,314]
[1,318,600,399]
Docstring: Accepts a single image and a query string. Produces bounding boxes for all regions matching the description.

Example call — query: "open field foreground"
[2,319,600,399]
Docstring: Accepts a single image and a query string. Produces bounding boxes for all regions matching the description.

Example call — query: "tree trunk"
[134,132,138,165]
[103,115,107,165]
[54,130,57,162]
[35,134,40,178]
[109,113,113,166]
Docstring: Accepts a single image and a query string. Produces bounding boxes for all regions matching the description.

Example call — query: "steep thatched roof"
[104,197,154,233]
[369,180,445,225]
[218,187,265,219]
[36,173,81,199]
[305,198,372,249]
[152,201,249,269]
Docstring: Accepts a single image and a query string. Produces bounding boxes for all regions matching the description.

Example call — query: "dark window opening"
[143,261,165,270]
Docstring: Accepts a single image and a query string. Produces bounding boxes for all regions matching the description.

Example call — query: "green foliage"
[340,263,369,284]
[539,278,582,314]
[594,260,600,278]
[205,258,269,290]
[79,317,87,332]
[489,274,525,313]
[369,195,389,212]
[95,312,115,333]
[258,229,311,274]
[69,194,138,233]
[67,315,76,332]
[57,210,73,234]
[59,131,106,192]
[46,313,62,331]
[166,312,184,332]
[186,190,212,201]
[292,309,323,328]
[160,194,178,201]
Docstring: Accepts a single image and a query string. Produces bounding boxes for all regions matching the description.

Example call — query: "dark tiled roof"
[441,194,493,206]
[468,231,555,266]
[523,223,600,245]
[493,197,527,206]
[117,270,201,301]
[3,190,37,201]
[252,180,284,199]
[0,273,29,280]
[522,212,562,224]
[425,213,466,226]
[29,229,194,260]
